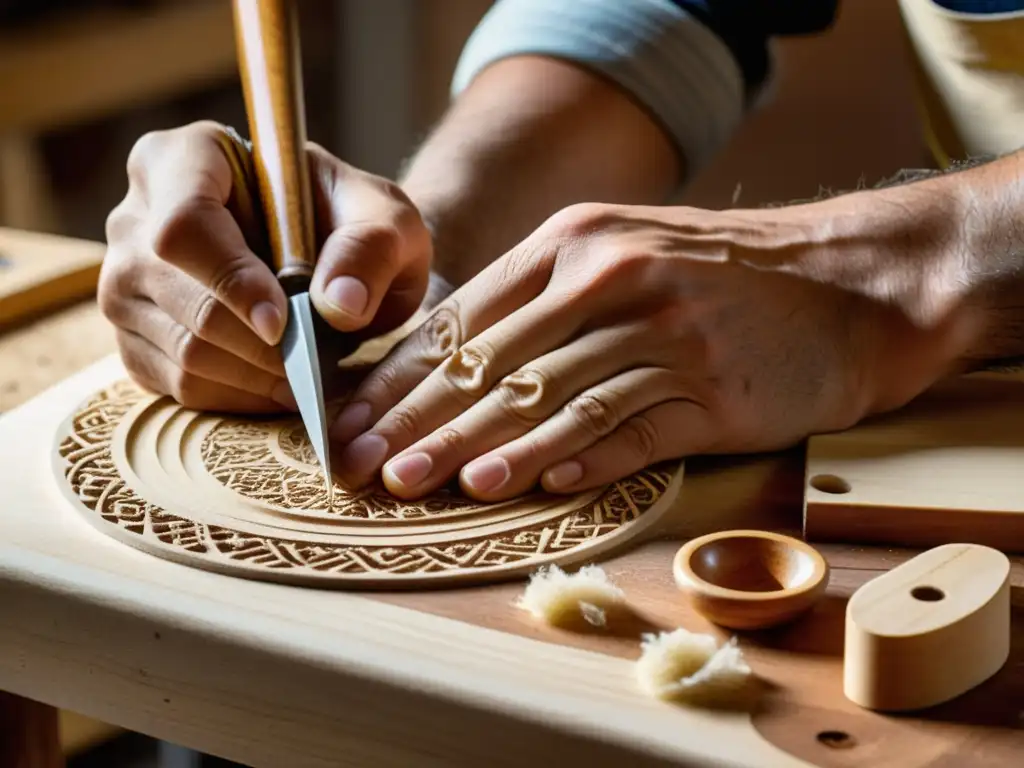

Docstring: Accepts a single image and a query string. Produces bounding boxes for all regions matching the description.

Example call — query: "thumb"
[307,145,431,336]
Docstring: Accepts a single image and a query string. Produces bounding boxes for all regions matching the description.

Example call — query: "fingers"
[540,399,712,492]
[115,329,288,414]
[331,286,578,489]
[309,150,431,335]
[387,366,688,500]
[134,257,285,376]
[327,244,553,466]
[115,298,295,409]
[374,322,663,498]
[133,124,288,346]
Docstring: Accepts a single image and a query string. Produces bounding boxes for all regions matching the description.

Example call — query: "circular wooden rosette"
[52,381,682,588]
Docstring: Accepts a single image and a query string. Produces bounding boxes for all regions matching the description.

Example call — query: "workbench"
[1,229,1022,768]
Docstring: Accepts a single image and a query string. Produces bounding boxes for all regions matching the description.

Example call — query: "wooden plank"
[804,374,1024,551]
[1,232,1022,767]
[0,228,104,332]
[1,353,1022,767]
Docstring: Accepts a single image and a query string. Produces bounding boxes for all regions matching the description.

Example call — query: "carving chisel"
[232,0,333,500]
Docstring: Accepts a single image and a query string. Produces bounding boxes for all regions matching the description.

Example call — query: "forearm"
[400,55,679,288]
[776,149,1024,374]
[398,0,749,289]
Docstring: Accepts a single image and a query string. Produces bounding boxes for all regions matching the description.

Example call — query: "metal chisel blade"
[281,291,333,506]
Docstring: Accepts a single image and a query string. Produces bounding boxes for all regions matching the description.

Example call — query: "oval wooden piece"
[843,542,1011,712]
[672,530,830,630]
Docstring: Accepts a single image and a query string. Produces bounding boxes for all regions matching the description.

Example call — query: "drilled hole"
[911,585,944,602]
[809,474,851,494]
[817,730,855,749]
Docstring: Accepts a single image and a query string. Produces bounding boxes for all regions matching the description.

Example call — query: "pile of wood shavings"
[517,564,753,705]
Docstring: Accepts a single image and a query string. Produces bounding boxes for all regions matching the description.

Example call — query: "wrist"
[767,157,1024,389]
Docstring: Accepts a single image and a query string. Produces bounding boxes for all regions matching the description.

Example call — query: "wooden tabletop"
[1,231,1022,768]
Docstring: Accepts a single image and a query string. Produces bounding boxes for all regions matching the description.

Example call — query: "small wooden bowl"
[672,530,830,630]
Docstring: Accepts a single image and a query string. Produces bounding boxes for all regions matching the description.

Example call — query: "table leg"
[0,691,63,768]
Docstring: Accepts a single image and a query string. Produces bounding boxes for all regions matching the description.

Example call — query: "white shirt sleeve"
[450,0,748,184]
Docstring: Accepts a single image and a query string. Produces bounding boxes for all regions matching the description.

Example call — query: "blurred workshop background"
[0,0,931,766]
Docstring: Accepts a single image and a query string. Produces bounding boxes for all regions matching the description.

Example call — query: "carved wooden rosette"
[53,381,681,588]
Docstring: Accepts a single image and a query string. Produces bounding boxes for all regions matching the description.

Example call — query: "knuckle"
[543,202,617,239]
[118,346,159,395]
[567,393,619,438]
[104,200,136,244]
[97,258,132,324]
[205,252,255,305]
[619,415,659,464]
[494,246,537,289]
[362,357,406,403]
[342,222,404,270]
[433,427,467,454]
[494,368,547,423]
[172,327,204,372]
[418,303,462,364]
[385,404,423,438]
[126,129,169,179]
[148,196,219,263]
[168,368,204,408]
[189,291,220,340]
[443,342,494,397]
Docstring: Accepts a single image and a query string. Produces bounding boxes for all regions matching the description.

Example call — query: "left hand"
[328,201,969,500]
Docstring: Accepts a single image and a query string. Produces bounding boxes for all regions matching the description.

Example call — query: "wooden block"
[0,228,104,331]
[843,543,1011,711]
[803,374,1024,552]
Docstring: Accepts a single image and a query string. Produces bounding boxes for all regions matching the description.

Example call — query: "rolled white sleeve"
[450,0,747,183]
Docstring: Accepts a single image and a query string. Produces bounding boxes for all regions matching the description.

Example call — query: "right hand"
[100,120,433,413]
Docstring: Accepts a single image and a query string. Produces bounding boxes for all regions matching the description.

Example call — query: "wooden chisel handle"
[232,0,316,291]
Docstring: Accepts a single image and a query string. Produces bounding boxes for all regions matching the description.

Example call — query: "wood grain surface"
[3,352,1022,767]
[805,374,1024,552]
[2,229,1023,766]
[51,378,682,589]
[0,227,104,331]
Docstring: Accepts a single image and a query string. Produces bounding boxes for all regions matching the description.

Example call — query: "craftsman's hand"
[329,200,975,499]
[99,120,432,412]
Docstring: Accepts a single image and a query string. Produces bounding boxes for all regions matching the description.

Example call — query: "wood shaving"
[516,564,625,627]
[636,628,752,704]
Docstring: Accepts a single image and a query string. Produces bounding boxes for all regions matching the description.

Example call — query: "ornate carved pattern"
[55,381,678,585]
[201,418,481,518]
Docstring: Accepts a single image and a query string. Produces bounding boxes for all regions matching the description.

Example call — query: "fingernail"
[339,433,389,477]
[385,452,433,489]
[330,401,371,444]
[325,276,368,317]
[462,457,510,493]
[251,301,283,345]
[271,380,297,410]
[545,460,583,490]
